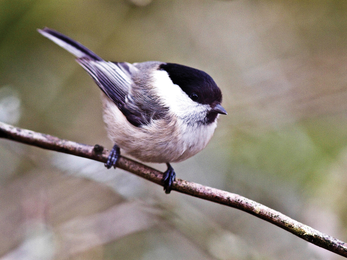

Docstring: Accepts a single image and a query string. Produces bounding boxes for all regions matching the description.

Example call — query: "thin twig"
[0,121,346,257]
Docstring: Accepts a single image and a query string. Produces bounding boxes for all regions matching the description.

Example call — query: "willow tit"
[38,28,227,194]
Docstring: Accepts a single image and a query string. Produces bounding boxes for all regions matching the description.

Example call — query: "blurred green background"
[1,0,347,259]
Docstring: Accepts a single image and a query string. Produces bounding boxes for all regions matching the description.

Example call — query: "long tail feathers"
[38,27,102,61]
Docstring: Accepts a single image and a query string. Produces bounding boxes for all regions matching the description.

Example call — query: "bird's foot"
[163,163,176,194]
[105,144,120,169]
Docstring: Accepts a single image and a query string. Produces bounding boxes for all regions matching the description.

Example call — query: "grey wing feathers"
[77,58,131,107]
[38,27,163,127]
[77,58,151,126]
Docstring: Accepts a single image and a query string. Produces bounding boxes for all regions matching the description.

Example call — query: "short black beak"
[213,104,227,115]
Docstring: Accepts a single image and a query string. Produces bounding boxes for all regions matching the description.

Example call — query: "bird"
[38,27,227,194]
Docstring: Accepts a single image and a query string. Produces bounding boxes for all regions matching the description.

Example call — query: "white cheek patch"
[152,70,209,122]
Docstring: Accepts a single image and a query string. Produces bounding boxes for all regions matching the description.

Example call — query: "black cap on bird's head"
[159,63,227,123]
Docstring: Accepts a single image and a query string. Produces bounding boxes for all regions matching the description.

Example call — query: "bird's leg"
[105,144,120,169]
[162,163,176,194]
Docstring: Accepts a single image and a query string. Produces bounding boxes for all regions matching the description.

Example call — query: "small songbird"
[38,28,227,193]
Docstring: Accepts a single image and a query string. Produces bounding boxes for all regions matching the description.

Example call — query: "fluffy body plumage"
[38,27,226,193]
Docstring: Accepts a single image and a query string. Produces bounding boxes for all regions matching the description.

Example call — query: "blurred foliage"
[1,0,347,259]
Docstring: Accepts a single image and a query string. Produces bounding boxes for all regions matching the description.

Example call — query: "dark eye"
[190,93,199,101]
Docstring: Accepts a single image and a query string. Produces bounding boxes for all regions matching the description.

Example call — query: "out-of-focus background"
[1,0,347,259]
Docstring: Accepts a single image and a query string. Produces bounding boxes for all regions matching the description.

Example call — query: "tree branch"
[0,121,346,257]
